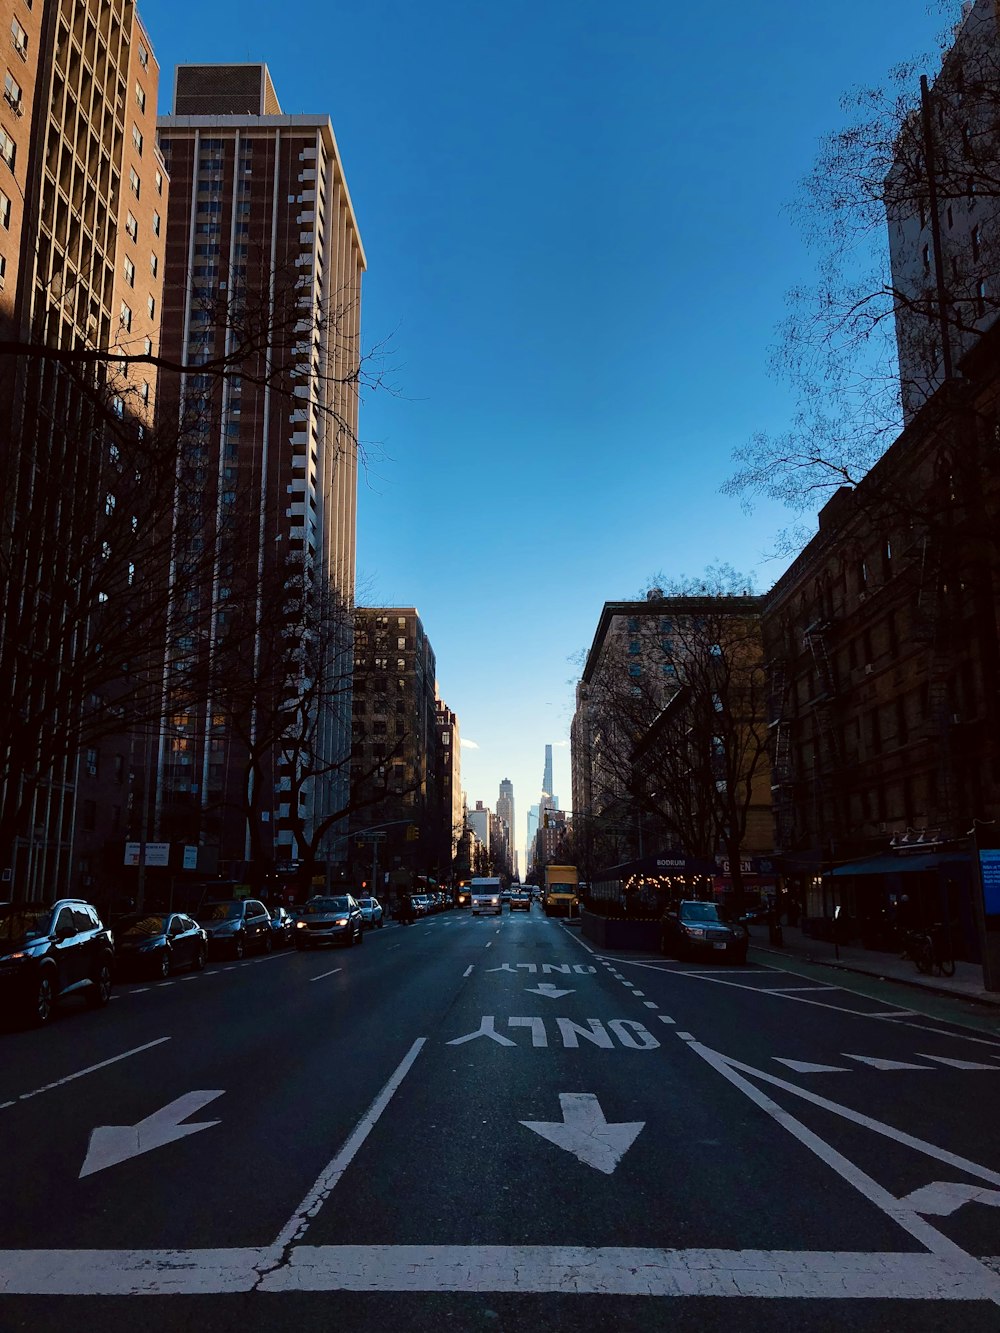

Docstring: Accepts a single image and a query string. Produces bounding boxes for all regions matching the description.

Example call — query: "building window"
[120,301,132,331]
[125,210,137,240]
[147,294,155,318]
[129,167,140,197]
[0,189,9,228]
[4,70,21,109]
[152,210,160,237]
[154,169,163,195]
[972,225,981,261]
[141,381,150,404]
[10,19,27,59]
[150,252,158,277]
[0,127,15,169]
[0,252,6,288]
[628,664,642,677]
[978,280,988,318]
[123,256,134,286]
[922,243,931,275]
[138,42,148,68]
[628,640,641,655]
[135,81,146,112]
[132,124,143,154]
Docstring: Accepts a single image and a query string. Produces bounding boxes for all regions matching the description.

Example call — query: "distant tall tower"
[542,745,554,807]
[497,778,514,870]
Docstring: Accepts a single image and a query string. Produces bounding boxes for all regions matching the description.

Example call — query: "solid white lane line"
[559,924,596,955]
[1,1037,171,1111]
[766,985,843,993]
[463,966,474,978]
[271,1037,426,1249]
[309,968,343,983]
[5,1245,1000,1299]
[689,1040,1000,1304]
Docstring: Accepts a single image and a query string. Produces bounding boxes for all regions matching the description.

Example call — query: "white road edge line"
[614,959,1000,1049]
[2,1037,171,1110]
[688,1040,1000,1305]
[270,1037,426,1251]
[309,968,343,983]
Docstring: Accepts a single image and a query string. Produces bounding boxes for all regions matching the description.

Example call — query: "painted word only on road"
[486,964,597,974]
[446,1016,660,1049]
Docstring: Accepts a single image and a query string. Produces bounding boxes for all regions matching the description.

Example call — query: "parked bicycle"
[903,923,956,978]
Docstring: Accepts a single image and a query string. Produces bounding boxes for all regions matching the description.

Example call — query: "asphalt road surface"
[1,906,999,1331]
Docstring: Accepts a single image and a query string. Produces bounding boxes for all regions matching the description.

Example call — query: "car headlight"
[335,918,348,926]
[683,926,706,938]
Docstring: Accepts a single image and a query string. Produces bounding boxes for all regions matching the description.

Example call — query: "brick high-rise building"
[155,65,365,878]
[0,1,166,899]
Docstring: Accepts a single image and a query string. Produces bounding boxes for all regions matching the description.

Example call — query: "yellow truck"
[543,865,579,917]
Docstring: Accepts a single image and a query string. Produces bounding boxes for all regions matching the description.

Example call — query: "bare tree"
[581,568,769,905]
[724,0,999,531]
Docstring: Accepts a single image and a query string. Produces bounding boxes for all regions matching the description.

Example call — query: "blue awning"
[828,852,968,877]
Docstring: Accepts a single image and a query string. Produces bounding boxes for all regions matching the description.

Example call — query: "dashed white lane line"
[485,942,493,949]
[462,966,474,978]
[631,990,646,996]
[659,1015,676,1024]
[309,968,343,983]
[644,1001,659,1009]
[677,1032,696,1041]
[0,1037,170,1111]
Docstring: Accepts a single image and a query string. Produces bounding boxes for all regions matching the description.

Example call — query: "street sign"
[123,842,170,868]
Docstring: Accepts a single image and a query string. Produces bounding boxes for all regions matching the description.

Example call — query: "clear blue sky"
[141,0,954,871]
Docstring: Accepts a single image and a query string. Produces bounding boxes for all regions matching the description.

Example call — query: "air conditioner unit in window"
[864,664,874,675]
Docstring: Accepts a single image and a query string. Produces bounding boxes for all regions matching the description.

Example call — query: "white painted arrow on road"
[79,1090,224,1178]
[520,1093,644,1174]
[525,983,575,999]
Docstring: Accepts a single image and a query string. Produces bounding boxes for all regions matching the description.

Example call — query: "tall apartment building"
[155,65,365,877]
[467,799,490,854]
[435,697,462,869]
[349,608,449,883]
[0,0,166,899]
[887,0,1000,421]
[496,777,514,874]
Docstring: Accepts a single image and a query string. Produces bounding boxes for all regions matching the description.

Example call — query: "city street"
[1,907,999,1330]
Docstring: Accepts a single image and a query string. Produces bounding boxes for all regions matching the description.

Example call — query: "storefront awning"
[828,852,968,877]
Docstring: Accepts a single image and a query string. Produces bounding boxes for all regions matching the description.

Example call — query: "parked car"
[114,912,208,979]
[356,896,384,929]
[269,906,296,947]
[294,894,364,948]
[413,894,433,916]
[0,899,114,1026]
[509,891,531,912]
[660,901,749,963]
[196,899,274,959]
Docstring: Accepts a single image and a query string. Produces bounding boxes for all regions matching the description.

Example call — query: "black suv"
[0,899,114,1026]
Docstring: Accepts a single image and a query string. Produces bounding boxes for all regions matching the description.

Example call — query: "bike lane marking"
[605,958,1000,1049]
[683,1032,1000,1306]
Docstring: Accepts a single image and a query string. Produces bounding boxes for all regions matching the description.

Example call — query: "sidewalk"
[748,924,1000,1008]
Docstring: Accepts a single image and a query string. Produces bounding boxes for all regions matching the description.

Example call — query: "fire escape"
[767,658,794,853]
[804,620,843,856]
